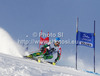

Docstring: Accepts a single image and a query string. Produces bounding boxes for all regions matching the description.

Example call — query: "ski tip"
[23,56,28,58]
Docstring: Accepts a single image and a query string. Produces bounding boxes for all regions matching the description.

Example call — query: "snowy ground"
[0,53,96,76]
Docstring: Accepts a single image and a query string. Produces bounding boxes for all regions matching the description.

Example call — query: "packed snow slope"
[0,53,96,76]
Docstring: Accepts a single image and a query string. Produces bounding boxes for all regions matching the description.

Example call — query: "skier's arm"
[40,44,50,54]
[40,44,48,53]
[54,51,61,63]
[54,48,62,63]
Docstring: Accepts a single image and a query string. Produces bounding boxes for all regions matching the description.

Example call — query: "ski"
[23,56,38,62]
[47,61,56,65]
[37,57,56,65]
[23,56,56,65]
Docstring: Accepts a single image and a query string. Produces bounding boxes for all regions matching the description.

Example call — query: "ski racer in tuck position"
[26,37,62,63]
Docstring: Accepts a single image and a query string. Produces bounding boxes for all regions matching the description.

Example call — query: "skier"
[27,37,62,63]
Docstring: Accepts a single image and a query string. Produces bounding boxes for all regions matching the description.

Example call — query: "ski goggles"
[55,41,60,45]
